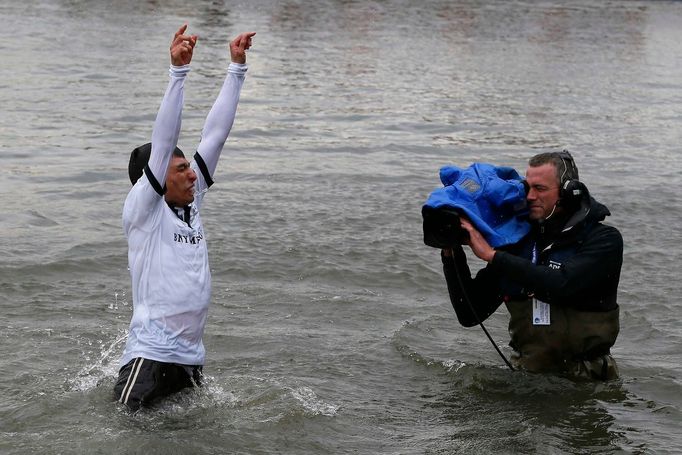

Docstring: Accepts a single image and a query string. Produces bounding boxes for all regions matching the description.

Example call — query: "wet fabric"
[423,163,530,248]
[120,62,247,369]
[113,357,202,411]
[505,298,620,379]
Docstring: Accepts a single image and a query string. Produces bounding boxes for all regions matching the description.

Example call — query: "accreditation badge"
[532,298,551,325]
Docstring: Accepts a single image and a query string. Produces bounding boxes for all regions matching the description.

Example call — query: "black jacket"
[443,195,623,327]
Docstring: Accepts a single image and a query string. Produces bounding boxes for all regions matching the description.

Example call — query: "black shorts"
[113,357,203,411]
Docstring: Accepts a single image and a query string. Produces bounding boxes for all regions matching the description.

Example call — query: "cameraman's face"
[526,163,561,221]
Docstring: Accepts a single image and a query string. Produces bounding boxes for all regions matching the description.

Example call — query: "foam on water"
[289,386,339,417]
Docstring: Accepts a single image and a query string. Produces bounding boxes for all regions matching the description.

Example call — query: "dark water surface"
[2,0,681,453]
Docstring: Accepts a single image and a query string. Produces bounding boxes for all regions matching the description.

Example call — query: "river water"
[1,0,681,453]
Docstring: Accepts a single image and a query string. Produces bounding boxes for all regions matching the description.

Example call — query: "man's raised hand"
[171,24,198,66]
[230,32,256,64]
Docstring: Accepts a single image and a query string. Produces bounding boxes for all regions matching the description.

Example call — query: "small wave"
[223,375,340,422]
[133,374,339,422]
[392,315,511,373]
[148,379,240,415]
[290,386,338,417]
[22,209,59,227]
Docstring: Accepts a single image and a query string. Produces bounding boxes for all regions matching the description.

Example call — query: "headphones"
[556,150,587,211]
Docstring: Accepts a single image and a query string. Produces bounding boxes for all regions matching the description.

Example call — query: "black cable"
[451,257,515,371]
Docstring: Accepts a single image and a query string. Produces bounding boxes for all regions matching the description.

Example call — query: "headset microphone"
[544,201,559,220]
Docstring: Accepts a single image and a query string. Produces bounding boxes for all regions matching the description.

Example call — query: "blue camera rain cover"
[423,163,530,248]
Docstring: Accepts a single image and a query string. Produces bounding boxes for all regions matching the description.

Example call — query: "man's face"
[165,156,197,206]
[526,163,561,221]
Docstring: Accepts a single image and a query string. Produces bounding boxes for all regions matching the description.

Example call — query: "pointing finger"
[236,32,256,49]
[244,32,256,49]
[174,24,188,39]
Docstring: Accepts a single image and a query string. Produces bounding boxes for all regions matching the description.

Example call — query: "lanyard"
[530,242,550,325]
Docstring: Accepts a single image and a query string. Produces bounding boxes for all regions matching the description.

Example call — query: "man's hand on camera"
[460,217,496,263]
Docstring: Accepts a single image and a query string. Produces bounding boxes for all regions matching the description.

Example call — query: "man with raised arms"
[114,24,255,411]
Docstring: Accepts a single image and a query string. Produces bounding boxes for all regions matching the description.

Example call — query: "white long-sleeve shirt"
[120,62,247,367]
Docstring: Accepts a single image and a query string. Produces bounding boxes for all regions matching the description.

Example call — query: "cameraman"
[442,152,623,380]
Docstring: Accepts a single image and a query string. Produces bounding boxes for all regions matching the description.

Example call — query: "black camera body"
[422,206,469,249]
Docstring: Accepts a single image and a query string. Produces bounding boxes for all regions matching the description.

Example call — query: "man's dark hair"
[128,142,185,185]
[528,150,579,186]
